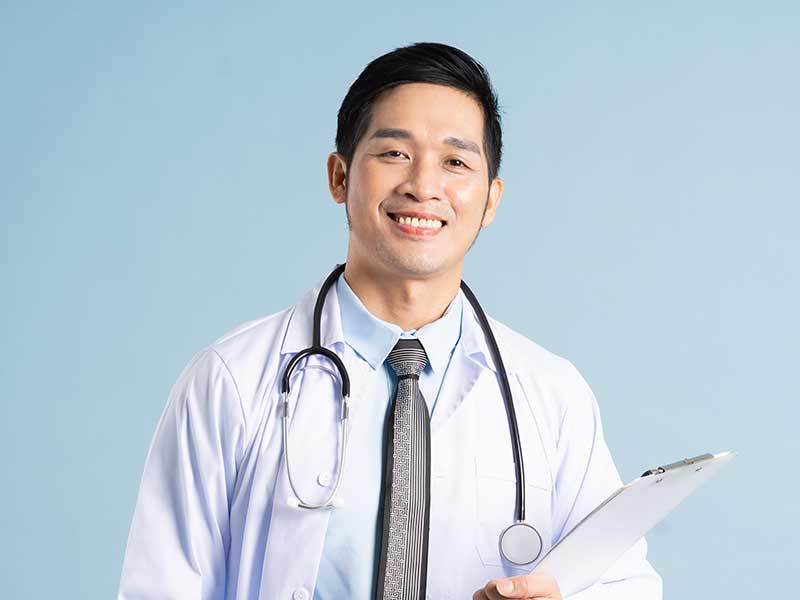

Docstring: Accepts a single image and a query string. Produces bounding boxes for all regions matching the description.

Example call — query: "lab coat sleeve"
[552,361,663,600]
[118,347,247,600]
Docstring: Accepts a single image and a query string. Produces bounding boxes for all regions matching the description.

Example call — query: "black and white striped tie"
[376,338,431,600]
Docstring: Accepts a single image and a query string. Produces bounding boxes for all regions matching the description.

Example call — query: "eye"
[447,158,469,169]
[380,150,407,159]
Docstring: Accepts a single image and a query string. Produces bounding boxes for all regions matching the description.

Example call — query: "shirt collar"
[336,272,463,374]
[280,265,517,375]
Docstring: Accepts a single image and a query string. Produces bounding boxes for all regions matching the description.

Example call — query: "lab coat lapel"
[430,343,484,436]
[260,265,358,599]
[430,297,511,435]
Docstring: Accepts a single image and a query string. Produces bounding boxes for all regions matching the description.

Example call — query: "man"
[118,42,662,599]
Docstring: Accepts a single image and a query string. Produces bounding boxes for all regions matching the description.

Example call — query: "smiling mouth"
[387,212,447,229]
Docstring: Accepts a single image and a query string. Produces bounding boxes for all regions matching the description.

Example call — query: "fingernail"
[497,580,513,595]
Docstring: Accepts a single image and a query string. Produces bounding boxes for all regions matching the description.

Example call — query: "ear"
[327,152,347,204]
[480,176,504,227]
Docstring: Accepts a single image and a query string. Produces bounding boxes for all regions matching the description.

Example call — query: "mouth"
[386,212,447,233]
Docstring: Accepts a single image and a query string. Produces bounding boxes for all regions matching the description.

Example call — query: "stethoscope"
[281,263,544,565]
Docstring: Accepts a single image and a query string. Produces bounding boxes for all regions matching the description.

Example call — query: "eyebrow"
[369,128,482,156]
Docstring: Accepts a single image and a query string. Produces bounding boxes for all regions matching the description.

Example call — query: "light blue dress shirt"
[313,274,464,600]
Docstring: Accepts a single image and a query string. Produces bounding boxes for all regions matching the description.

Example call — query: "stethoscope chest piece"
[499,521,543,566]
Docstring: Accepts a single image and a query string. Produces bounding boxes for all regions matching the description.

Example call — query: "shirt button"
[292,588,309,600]
[317,472,332,487]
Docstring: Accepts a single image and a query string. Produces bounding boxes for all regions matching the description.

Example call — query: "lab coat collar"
[281,267,347,355]
[458,289,519,375]
[281,264,517,376]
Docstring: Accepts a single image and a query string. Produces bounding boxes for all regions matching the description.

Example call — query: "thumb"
[496,579,515,595]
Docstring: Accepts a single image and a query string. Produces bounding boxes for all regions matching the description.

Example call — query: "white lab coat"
[118,269,662,600]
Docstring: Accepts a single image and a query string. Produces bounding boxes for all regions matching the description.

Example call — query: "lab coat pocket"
[474,472,552,571]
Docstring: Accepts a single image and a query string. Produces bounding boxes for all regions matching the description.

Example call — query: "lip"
[386,212,446,238]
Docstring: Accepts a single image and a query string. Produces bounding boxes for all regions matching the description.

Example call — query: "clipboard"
[531,450,737,596]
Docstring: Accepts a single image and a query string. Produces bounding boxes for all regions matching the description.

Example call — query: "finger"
[481,580,534,600]
[494,574,558,598]
[495,576,531,598]
[482,580,508,600]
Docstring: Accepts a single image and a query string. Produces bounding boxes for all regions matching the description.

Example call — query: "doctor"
[118,42,662,600]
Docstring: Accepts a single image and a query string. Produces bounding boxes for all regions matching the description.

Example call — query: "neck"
[342,258,462,332]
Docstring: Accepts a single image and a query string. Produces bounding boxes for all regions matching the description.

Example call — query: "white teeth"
[393,215,443,229]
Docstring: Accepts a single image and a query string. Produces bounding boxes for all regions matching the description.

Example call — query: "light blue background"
[2,1,797,598]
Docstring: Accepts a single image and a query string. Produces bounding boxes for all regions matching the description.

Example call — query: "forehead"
[366,82,484,142]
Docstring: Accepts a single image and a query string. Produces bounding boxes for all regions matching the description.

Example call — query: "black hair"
[335,42,503,183]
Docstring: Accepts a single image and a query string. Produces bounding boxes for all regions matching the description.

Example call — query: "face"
[328,82,503,281]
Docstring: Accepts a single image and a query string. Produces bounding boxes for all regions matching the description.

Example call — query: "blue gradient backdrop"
[2,2,797,598]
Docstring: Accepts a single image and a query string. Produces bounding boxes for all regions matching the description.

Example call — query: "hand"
[472,573,562,599]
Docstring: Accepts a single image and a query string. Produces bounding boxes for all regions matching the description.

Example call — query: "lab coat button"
[317,472,332,486]
[292,588,309,600]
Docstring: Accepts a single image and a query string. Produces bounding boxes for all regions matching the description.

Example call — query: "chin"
[378,250,451,279]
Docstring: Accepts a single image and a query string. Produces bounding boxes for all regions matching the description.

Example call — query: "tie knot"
[386,338,428,378]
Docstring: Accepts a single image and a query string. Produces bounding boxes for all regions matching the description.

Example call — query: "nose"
[396,156,444,203]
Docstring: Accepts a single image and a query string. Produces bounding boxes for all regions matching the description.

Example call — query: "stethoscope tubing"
[458,280,526,523]
[282,389,350,509]
[280,262,527,527]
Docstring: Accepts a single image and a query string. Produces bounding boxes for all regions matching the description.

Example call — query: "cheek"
[349,167,398,215]
[450,186,488,226]
[359,158,401,190]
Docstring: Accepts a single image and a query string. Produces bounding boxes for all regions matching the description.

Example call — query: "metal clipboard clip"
[640,453,715,478]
